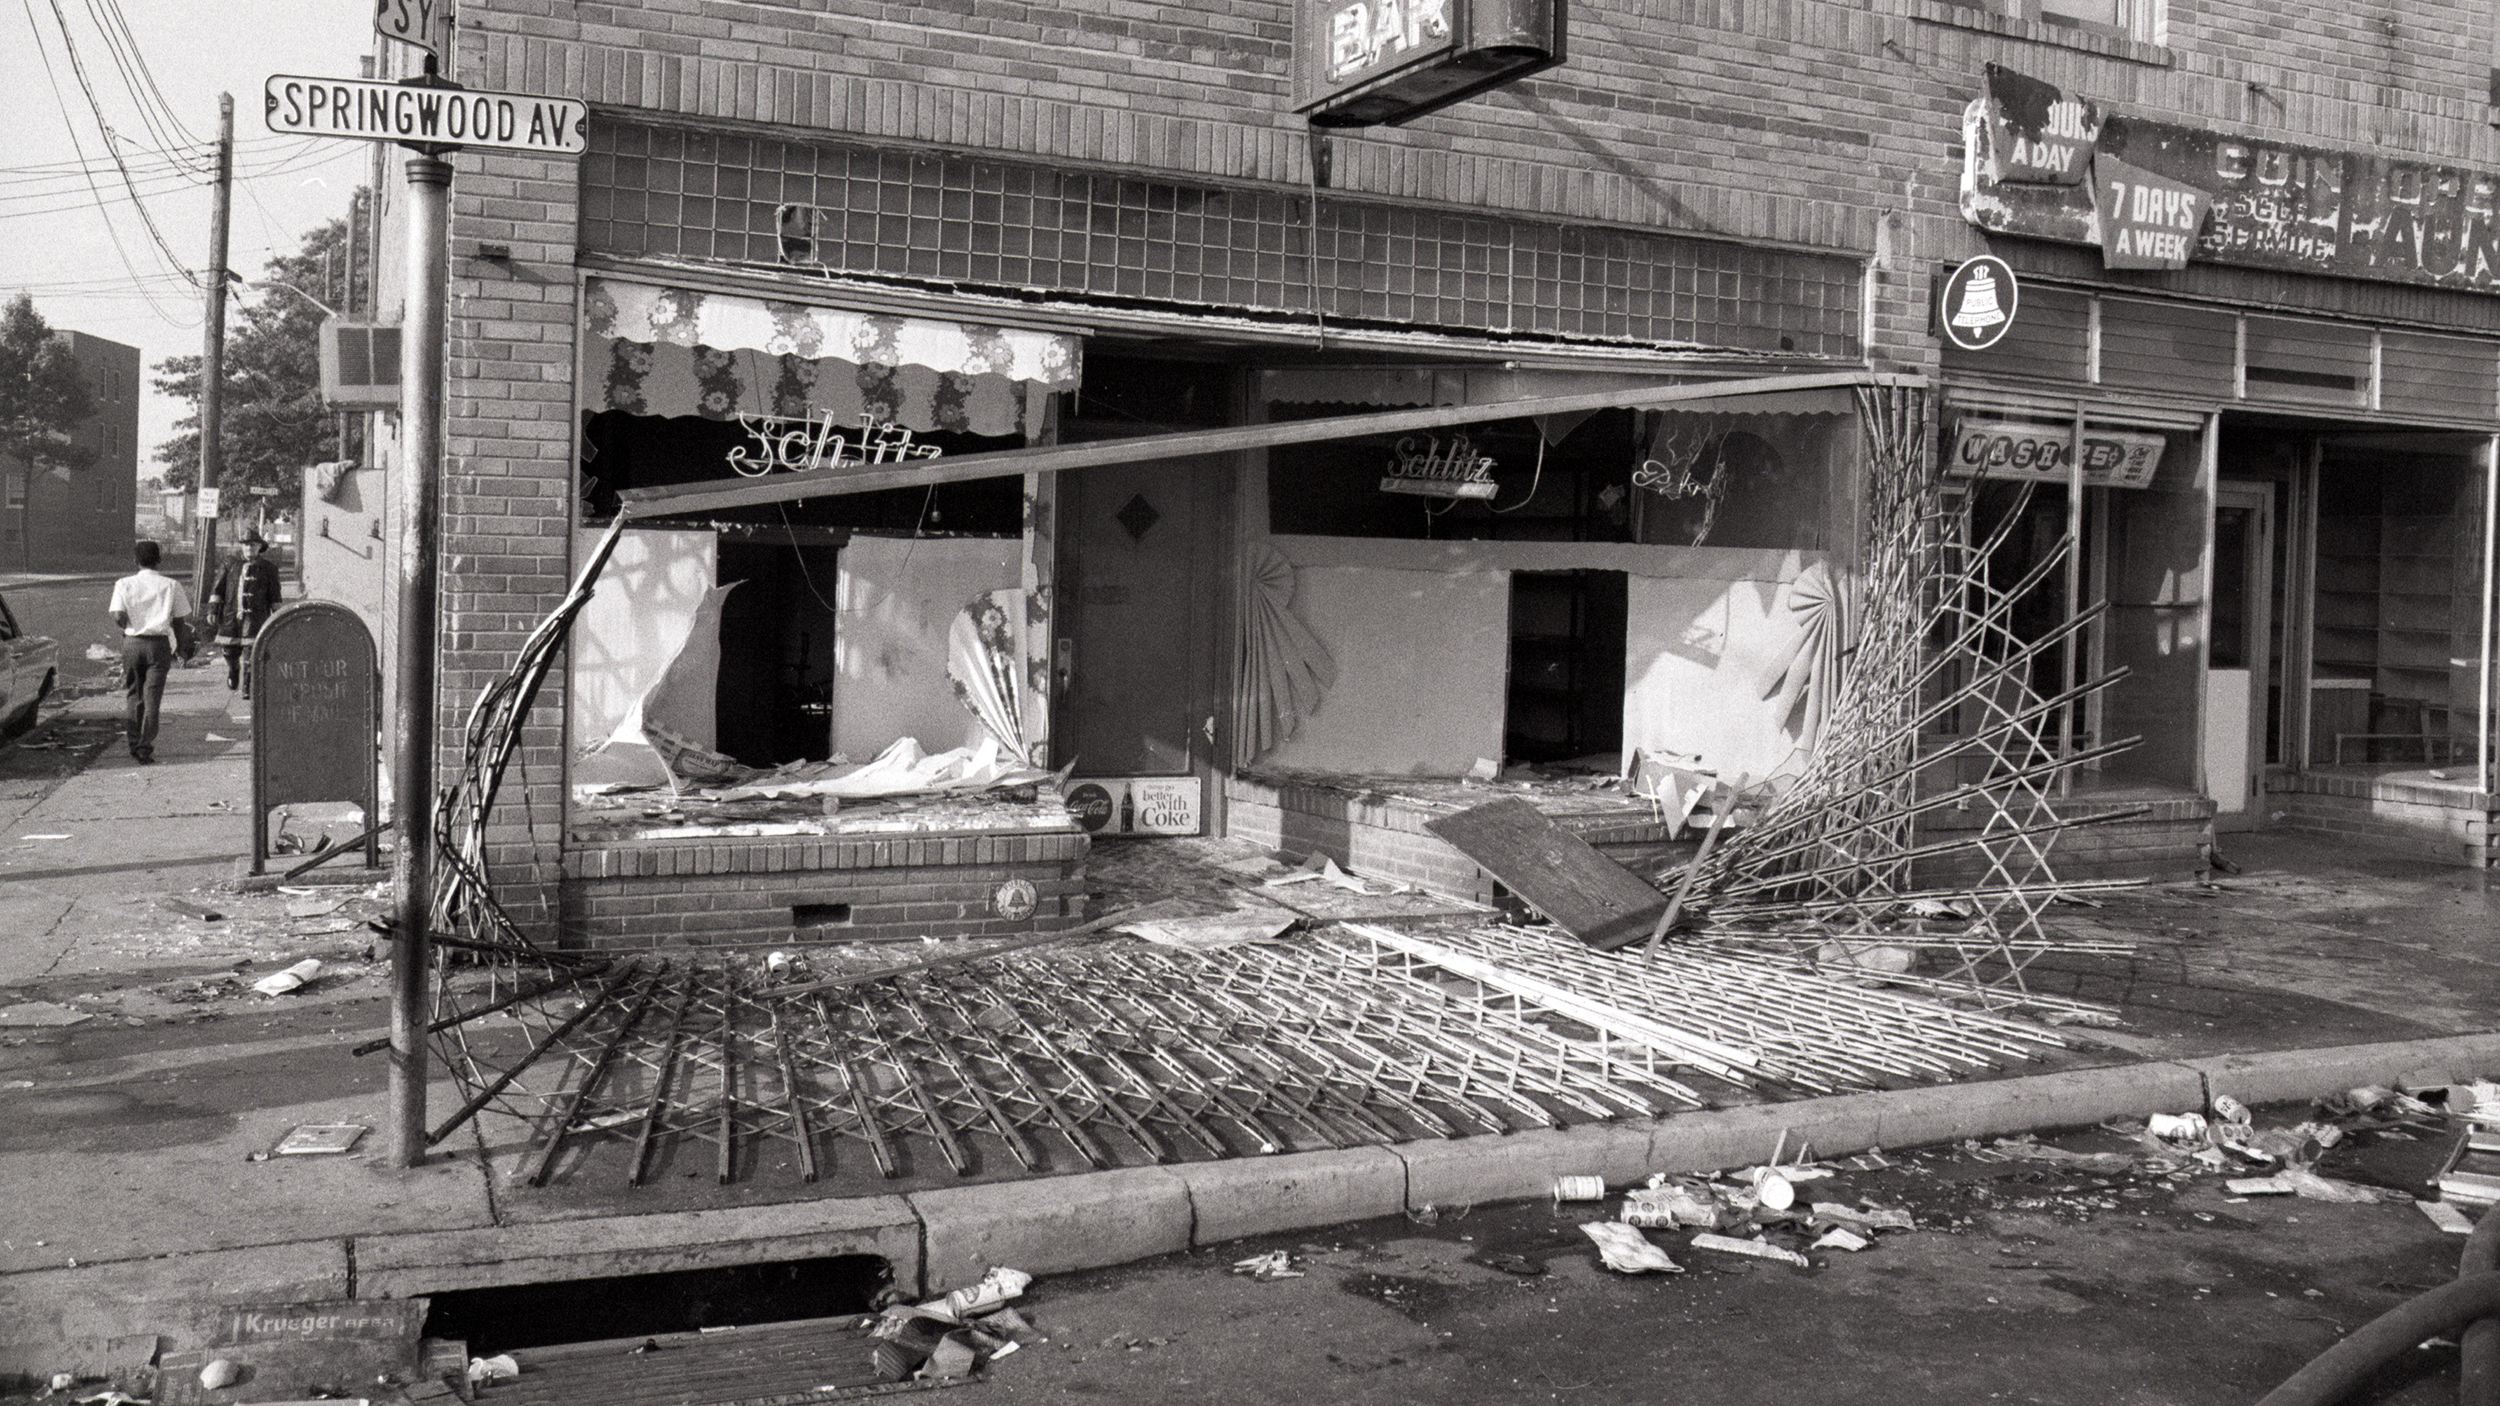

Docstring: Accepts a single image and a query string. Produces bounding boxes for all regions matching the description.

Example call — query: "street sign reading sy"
[264,75,587,155]
[373,0,452,66]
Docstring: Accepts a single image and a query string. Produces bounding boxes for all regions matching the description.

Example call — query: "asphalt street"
[2,568,2498,1405]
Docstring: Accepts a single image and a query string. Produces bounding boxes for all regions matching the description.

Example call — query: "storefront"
[523,109,1918,939]
[1949,67,2500,867]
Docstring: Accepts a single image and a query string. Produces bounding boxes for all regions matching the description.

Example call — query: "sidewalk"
[3,663,2498,1364]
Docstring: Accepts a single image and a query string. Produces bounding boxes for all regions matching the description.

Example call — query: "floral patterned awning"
[582,278,1084,439]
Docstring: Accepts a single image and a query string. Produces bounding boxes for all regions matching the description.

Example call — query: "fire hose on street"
[2255,1203,2500,1406]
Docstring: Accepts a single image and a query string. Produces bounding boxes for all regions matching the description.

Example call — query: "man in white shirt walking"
[108,538,192,765]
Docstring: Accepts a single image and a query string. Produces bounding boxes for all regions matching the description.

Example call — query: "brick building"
[359,0,2500,950]
[4,330,139,573]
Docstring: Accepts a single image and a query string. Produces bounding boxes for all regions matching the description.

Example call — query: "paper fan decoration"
[1758,558,1854,751]
[1239,543,1337,761]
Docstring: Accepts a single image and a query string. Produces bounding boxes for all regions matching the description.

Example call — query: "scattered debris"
[2419,1200,2477,1234]
[251,959,323,996]
[1231,1251,1304,1281]
[0,1001,92,1027]
[466,1353,520,1383]
[1688,1232,1810,1268]
[272,1124,368,1156]
[1580,1221,1684,1274]
[863,1266,1038,1382]
[1122,908,1300,951]
[1620,1184,1718,1228]
[2146,1112,2207,1142]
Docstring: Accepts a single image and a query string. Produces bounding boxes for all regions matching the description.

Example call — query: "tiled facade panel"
[580,122,1863,355]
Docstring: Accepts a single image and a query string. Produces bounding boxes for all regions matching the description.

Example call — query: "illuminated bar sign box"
[1295,0,1567,128]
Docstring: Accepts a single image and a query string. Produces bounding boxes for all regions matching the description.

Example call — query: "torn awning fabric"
[581,277,1084,438]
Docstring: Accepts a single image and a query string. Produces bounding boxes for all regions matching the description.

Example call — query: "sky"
[3,0,382,479]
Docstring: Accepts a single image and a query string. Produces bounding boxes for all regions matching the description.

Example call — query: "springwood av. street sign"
[264,74,586,155]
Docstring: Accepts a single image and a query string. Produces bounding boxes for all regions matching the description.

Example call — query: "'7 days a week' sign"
[1962,63,2498,291]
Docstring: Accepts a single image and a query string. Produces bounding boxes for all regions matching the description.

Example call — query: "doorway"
[1504,569,1627,766]
[1055,455,1222,777]
[2205,483,2276,827]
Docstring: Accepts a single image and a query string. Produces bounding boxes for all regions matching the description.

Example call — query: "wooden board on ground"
[1424,796,1667,948]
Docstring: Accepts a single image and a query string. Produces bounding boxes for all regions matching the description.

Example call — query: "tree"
[0,293,99,481]
[154,205,368,500]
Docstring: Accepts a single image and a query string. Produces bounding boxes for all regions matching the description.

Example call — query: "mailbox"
[1294,0,1567,128]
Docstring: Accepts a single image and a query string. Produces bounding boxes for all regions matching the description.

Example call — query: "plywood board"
[1425,796,1667,948]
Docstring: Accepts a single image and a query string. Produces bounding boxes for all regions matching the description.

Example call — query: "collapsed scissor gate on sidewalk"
[394,381,2153,1188]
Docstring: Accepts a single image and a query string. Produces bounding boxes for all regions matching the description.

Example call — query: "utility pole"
[388,152,451,1168]
[191,93,234,601]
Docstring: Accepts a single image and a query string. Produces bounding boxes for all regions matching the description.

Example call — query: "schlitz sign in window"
[1294,0,1566,128]
[1962,63,2500,293]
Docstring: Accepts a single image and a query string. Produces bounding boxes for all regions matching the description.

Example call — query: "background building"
[4,329,138,572]
[350,0,2500,948]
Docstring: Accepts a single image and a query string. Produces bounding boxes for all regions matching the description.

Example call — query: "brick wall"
[2265,772,2499,868]
[563,829,1090,949]
[437,98,585,938]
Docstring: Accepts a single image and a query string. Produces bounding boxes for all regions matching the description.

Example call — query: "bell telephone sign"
[1295,0,1567,128]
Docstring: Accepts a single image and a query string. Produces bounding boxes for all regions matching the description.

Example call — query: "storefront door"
[1055,455,1222,777]
[2205,483,2275,827]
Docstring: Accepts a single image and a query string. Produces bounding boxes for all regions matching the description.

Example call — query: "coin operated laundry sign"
[1947,418,2166,490]
[1295,0,1567,128]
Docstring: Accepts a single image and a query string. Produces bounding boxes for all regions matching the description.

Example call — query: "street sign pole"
[388,150,450,1169]
[269,49,585,1170]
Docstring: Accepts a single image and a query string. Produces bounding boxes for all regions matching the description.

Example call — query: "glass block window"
[580,120,1863,360]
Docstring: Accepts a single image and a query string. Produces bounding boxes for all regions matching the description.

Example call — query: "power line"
[38,0,206,285]
[11,0,197,325]
[81,0,193,158]
[0,140,353,207]
[85,0,204,149]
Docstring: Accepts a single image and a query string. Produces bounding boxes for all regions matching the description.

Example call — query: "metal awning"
[616,369,1919,520]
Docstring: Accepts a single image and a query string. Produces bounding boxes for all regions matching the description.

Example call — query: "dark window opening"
[421,1256,892,1355]
[715,541,841,767]
[1959,479,2088,756]
[1071,354,1234,431]
[1505,569,1627,766]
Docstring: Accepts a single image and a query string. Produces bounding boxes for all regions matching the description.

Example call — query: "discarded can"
[1620,1185,1716,1228]
[1752,1168,1796,1211]
[2211,1094,2252,1125]
[2146,1112,2206,1141]
[1553,1175,1607,1202]
[937,1266,1033,1319]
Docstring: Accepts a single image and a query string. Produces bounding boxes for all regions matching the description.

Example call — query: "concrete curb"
[13,1032,2500,1357]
